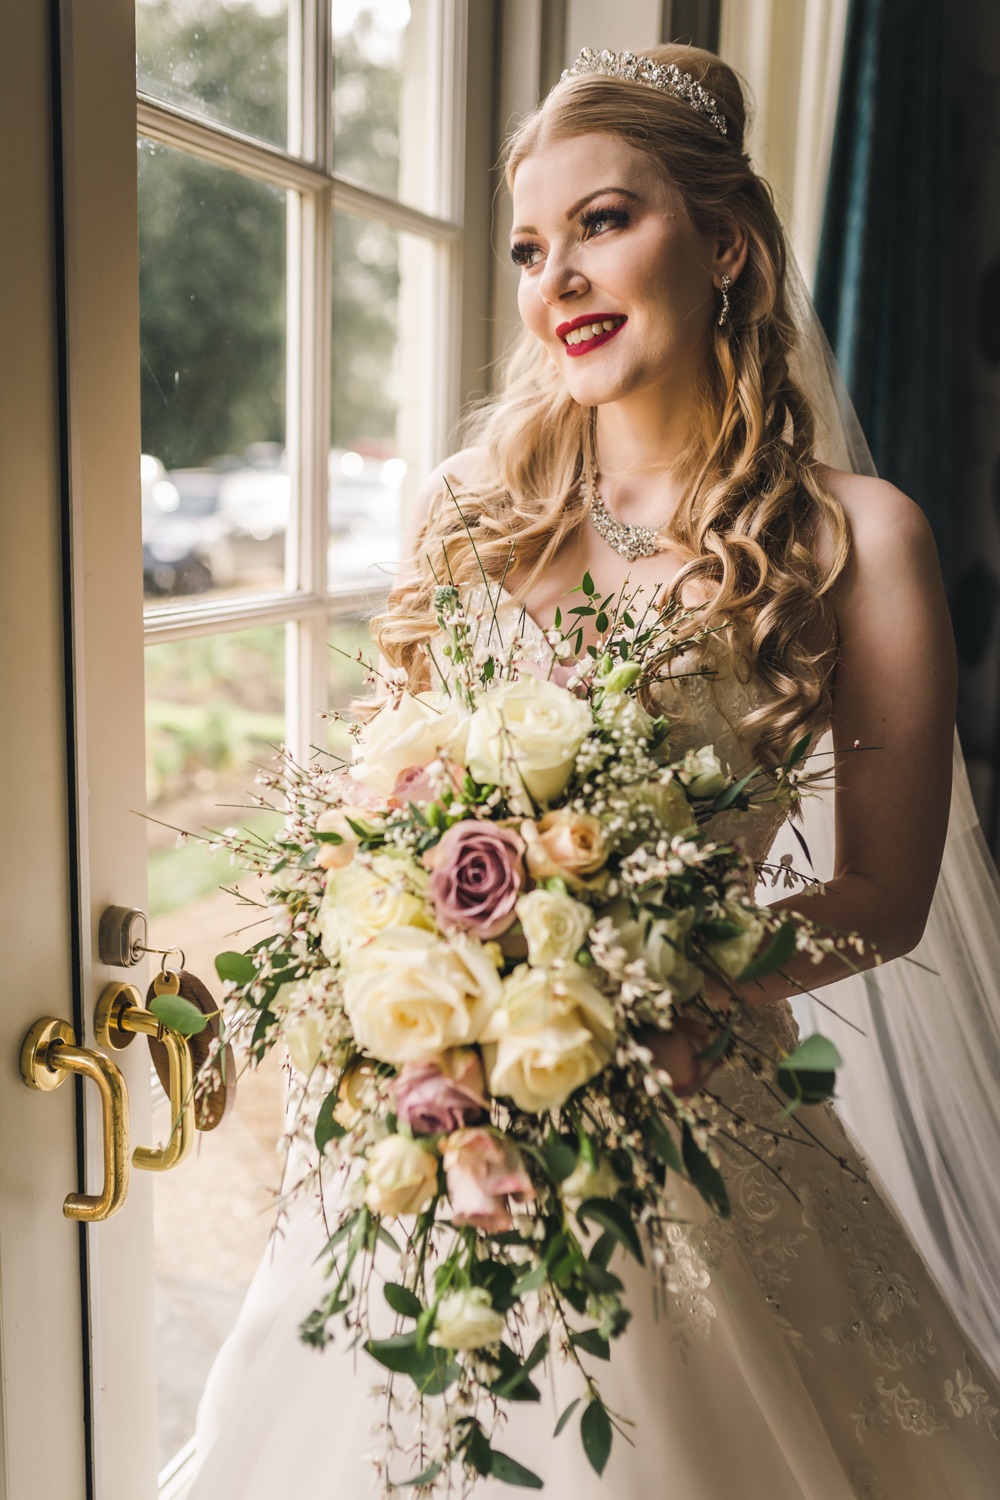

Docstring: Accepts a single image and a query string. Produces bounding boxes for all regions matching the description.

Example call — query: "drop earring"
[717,273,731,327]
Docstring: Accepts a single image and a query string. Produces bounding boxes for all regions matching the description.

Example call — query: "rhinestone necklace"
[582,473,669,562]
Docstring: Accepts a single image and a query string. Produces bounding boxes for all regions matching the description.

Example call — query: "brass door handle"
[94,982,195,1172]
[20,1017,130,1221]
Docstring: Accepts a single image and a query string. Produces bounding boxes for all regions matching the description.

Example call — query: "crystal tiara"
[559,47,729,138]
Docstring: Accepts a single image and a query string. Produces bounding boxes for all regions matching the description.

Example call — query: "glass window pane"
[329,210,434,591]
[139,141,289,607]
[136,0,292,149]
[145,625,287,1467]
[333,0,442,214]
[327,616,371,753]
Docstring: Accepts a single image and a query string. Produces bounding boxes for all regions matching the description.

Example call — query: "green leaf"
[781,1033,843,1072]
[737,920,798,982]
[580,1399,612,1476]
[365,1331,423,1375]
[398,1460,442,1487]
[215,950,257,986]
[315,829,344,844]
[785,732,812,771]
[709,769,758,812]
[520,1332,550,1379]
[643,1111,683,1174]
[465,1421,493,1475]
[384,1282,422,1319]
[489,1343,542,1402]
[249,1006,275,1059]
[542,1132,577,1183]
[148,994,209,1037]
[571,1327,610,1361]
[595,611,609,633]
[489,1451,544,1488]
[582,570,595,596]
[777,1065,837,1107]
[554,1397,581,1437]
[681,1123,730,1218]
[315,1090,346,1153]
[576,1198,644,1265]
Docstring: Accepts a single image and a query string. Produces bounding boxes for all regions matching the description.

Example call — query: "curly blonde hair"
[374,43,850,768]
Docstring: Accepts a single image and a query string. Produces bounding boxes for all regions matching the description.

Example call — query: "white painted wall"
[565,0,662,61]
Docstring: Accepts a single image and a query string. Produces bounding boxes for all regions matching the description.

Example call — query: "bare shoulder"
[402,445,490,556]
[815,464,940,584]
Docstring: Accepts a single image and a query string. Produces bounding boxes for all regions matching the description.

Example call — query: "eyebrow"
[511,186,639,237]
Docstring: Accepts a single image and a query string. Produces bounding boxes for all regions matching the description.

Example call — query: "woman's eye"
[510,241,543,268]
[580,206,630,238]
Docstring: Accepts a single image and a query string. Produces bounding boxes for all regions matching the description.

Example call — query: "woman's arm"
[738,470,958,1007]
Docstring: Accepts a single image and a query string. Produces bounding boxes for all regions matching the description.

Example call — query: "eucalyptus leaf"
[576,1198,644,1265]
[580,1399,612,1475]
[681,1123,731,1218]
[571,1327,611,1361]
[489,1451,544,1488]
[148,994,209,1037]
[781,1033,843,1073]
[384,1282,422,1319]
[315,1090,346,1153]
[737,920,797,982]
[553,1397,581,1437]
[215,950,256,986]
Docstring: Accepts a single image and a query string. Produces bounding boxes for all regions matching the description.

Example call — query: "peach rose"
[522,809,608,888]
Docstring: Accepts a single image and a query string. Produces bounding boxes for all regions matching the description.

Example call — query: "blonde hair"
[374,43,850,768]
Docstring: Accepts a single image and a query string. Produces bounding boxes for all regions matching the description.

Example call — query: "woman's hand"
[642,1015,723,1097]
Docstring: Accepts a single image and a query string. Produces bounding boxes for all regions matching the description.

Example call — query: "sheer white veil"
[777,255,1000,1382]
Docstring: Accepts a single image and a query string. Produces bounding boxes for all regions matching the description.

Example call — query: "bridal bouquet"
[199,573,851,1493]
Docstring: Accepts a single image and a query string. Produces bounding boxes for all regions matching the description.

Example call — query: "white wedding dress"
[186,594,1000,1499]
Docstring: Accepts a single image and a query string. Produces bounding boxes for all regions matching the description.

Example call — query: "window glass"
[329,209,434,592]
[145,625,287,1466]
[333,0,441,214]
[136,0,292,149]
[139,140,289,606]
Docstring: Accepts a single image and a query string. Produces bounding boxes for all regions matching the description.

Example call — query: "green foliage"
[136,3,404,468]
[777,1033,843,1107]
[148,993,210,1036]
[580,1399,612,1476]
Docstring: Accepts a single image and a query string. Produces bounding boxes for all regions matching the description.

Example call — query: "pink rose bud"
[392,1049,488,1135]
[442,1127,535,1234]
[423,820,526,940]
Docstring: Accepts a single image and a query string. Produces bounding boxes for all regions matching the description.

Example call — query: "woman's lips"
[556,315,627,358]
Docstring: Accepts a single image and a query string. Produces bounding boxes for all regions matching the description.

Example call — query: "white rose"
[351,691,467,795]
[629,775,695,837]
[595,689,654,741]
[364,1133,439,1216]
[318,852,433,960]
[481,964,615,1114]
[677,745,728,799]
[616,905,702,1003]
[272,971,344,1076]
[706,903,766,979]
[342,928,500,1065]
[429,1287,506,1351]
[516,889,592,968]
[465,677,593,811]
[560,1152,620,1206]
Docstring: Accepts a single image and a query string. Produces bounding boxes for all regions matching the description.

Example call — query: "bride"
[187,44,1000,1498]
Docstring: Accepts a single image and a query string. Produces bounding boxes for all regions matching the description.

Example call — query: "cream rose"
[363,1133,438,1217]
[522,809,608,888]
[318,852,433,960]
[428,1287,506,1351]
[616,904,702,1003]
[342,928,500,1065]
[595,688,655,740]
[516,888,592,968]
[560,1152,620,1206]
[481,964,615,1114]
[350,691,466,796]
[706,903,766,979]
[629,774,695,837]
[677,745,728,799]
[464,677,593,810]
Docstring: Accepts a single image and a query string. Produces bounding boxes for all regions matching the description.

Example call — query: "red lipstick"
[555,313,627,358]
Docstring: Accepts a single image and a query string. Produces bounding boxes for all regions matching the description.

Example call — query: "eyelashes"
[510,203,632,267]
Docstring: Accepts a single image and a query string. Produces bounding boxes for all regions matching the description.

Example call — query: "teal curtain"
[814,0,952,574]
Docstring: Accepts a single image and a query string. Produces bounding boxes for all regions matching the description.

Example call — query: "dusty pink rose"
[392,1049,488,1135]
[423,820,525,939]
[442,1127,534,1233]
[390,761,462,808]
